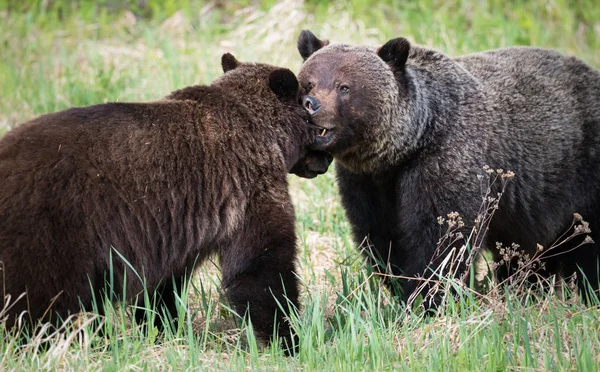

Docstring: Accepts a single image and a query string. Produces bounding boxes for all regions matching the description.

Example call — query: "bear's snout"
[302,95,320,115]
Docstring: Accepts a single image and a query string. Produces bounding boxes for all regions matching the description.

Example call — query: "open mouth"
[305,115,336,149]
[314,126,336,147]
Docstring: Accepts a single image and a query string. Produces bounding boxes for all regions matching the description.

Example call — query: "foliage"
[1,0,599,370]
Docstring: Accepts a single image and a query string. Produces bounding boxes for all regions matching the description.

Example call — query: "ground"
[1,1,599,370]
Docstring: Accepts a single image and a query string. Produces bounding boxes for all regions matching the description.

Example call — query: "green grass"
[1,0,600,370]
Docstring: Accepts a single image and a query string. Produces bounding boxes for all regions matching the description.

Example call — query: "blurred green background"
[1,0,598,129]
[0,1,599,369]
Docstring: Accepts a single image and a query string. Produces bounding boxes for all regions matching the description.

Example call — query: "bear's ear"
[297,30,330,61]
[377,37,410,72]
[221,53,240,73]
[268,68,300,101]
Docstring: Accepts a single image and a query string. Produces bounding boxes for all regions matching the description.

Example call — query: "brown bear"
[297,30,600,307]
[0,53,330,352]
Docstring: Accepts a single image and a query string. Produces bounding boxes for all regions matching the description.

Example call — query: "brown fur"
[0,54,325,351]
[297,30,600,307]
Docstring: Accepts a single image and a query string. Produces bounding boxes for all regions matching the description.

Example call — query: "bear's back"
[0,98,262,300]
[447,47,600,247]
[449,47,600,165]
[454,47,600,122]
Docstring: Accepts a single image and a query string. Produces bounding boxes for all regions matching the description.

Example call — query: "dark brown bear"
[0,53,329,351]
[297,30,600,307]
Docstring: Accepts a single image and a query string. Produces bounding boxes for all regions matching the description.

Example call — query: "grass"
[1,0,600,370]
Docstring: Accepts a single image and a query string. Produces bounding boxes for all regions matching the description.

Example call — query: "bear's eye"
[307,81,315,90]
[339,85,350,94]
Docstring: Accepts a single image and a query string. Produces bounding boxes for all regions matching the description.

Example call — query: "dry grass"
[1,0,600,370]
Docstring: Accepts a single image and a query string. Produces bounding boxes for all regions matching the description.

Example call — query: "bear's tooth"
[320,128,327,137]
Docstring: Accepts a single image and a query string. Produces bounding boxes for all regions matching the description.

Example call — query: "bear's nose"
[302,95,321,115]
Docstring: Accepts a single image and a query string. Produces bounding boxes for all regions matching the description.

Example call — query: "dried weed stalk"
[362,166,594,313]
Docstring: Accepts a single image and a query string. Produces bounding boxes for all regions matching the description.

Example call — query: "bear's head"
[216,53,332,178]
[297,30,413,174]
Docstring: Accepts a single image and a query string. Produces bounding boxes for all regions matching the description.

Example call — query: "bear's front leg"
[398,214,473,313]
[220,190,300,355]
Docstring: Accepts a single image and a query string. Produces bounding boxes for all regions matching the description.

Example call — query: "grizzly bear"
[297,30,600,306]
[0,53,329,351]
